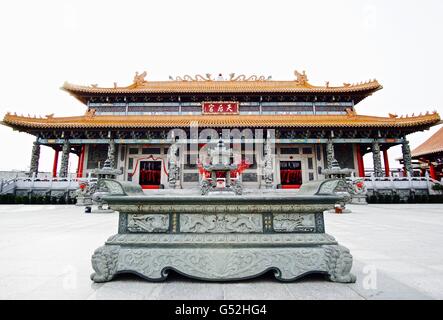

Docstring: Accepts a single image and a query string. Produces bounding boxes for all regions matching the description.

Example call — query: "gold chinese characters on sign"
[202,102,239,115]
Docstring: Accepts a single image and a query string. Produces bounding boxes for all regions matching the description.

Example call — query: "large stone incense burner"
[90,179,356,283]
[200,139,243,195]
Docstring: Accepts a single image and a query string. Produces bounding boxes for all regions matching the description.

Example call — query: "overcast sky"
[0,0,442,173]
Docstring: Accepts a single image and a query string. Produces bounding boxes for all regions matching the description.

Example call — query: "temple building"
[410,126,443,181]
[2,70,441,190]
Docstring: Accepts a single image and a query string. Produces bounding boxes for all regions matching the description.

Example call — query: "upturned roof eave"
[2,112,439,131]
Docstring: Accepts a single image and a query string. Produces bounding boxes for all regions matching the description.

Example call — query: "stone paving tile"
[153,276,225,300]
[221,277,294,300]
[344,260,432,300]
[88,276,166,300]
[285,278,363,300]
[88,286,146,300]
[0,275,54,299]
[19,273,98,300]
[325,204,443,299]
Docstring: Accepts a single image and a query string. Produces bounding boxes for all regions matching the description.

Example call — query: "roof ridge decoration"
[85,108,96,118]
[169,73,273,82]
[229,74,270,81]
[60,70,384,104]
[171,74,213,81]
[294,70,309,85]
[169,71,306,83]
[62,79,381,90]
[133,71,148,86]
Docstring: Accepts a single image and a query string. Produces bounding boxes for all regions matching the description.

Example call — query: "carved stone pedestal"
[90,179,356,283]
[91,238,355,283]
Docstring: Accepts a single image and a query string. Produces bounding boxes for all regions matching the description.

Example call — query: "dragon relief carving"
[180,214,263,233]
[273,214,316,232]
[127,214,169,233]
[93,245,356,282]
[117,248,325,280]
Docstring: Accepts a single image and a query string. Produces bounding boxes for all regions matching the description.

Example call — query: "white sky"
[0,0,442,172]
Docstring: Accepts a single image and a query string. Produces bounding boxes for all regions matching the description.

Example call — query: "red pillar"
[80,145,86,177]
[52,149,59,178]
[76,153,81,177]
[383,149,390,177]
[77,145,86,178]
[356,145,365,177]
[429,162,437,180]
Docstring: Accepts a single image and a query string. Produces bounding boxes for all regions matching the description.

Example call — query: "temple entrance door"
[280,161,302,189]
[139,161,161,189]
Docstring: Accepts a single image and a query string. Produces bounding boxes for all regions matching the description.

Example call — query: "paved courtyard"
[0,203,442,299]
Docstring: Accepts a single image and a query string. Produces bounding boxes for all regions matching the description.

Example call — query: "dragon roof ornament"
[168,73,271,82]
[168,70,307,82]
[294,70,309,85]
[133,71,148,85]
[61,70,384,105]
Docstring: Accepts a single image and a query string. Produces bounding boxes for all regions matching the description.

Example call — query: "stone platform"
[90,179,355,283]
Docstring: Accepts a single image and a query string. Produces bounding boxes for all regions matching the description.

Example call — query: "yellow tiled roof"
[2,112,440,130]
[62,79,382,94]
[412,125,443,157]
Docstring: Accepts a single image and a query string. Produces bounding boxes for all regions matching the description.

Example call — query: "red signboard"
[202,102,239,115]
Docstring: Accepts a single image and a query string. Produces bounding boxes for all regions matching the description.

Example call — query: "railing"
[0,174,97,195]
[0,178,17,194]
[347,172,443,195]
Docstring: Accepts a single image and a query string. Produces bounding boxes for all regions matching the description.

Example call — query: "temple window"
[308,158,314,170]
[280,148,299,155]
[128,158,133,170]
[242,173,258,182]
[142,148,161,155]
[129,148,139,155]
[184,154,197,169]
[86,144,107,169]
[241,154,256,169]
[316,145,322,161]
[183,173,199,182]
